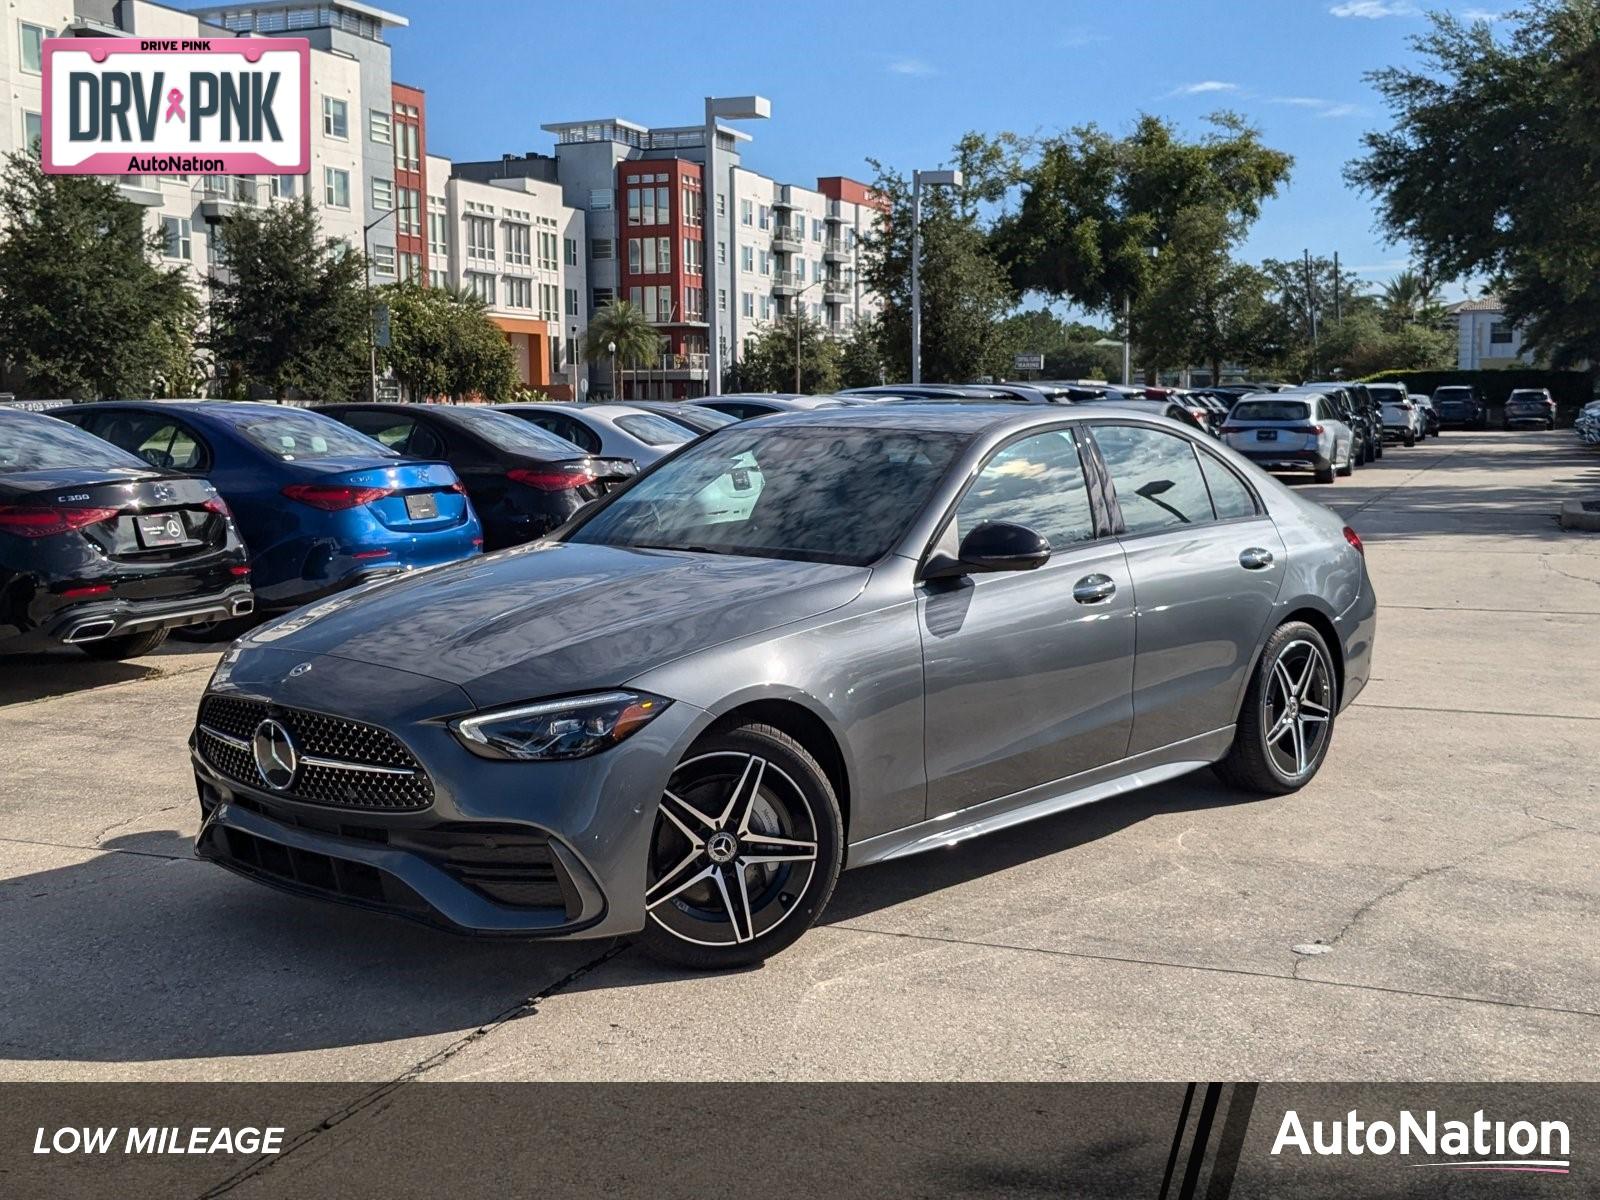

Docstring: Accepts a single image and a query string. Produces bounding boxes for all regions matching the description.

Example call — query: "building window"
[591,238,614,260]
[566,287,579,317]
[399,251,421,282]
[717,240,727,265]
[593,287,615,309]
[369,108,391,144]
[372,177,394,211]
[466,272,495,304]
[760,295,772,320]
[741,292,754,317]
[627,238,642,273]
[397,188,420,235]
[758,205,771,230]
[657,236,671,273]
[322,96,349,139]
[685,286,704,321]
[504,276,532,309]
[20,22,45,73]
[1490,320,1514,345]
[323,167,350,209]
[371,244,396,277]
[627,187,642,226]
[590,188,613,211]
[539,230,558,271]
[717,193,727,217]
[741,246,754,272]
[684,238,702,275]
[428,209,449,257]
[22,111,42,155]
[466,216,495,262]
[397,122,420,171]
[429,268,449,288]
[564,237,578,266]
[505,222,531,266]
[740,198,753,226]
[759,250,770,276]
[272,174,296,198]
[718,287,727,312]
[682,187,702,227]
[161,216,192,260]
[541,282,559,321]
[812,218,824,241]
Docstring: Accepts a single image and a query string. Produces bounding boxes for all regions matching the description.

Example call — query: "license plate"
[1256,429,1278,442]
[136,512,186,547]
[404,492,438,520]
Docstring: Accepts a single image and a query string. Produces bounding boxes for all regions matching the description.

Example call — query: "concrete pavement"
[1,428,1596,1089]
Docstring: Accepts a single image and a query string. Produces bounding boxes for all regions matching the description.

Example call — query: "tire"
[1404,431,1415,447]
[1314,461,1336,484]
[1215,620,1337,796]
[77,626,169,661]
[1373,436,1383,459]
[1336,445,1354,477]
[638,721,844,970]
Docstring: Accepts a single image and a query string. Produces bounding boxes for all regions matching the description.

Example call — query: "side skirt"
[846,726,1236,869]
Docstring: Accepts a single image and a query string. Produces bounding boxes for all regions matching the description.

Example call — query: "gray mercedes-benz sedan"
[192,405,1375,968]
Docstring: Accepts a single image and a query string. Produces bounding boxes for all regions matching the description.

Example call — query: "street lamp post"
[362,205,400,402]
[702,94,770,398]
[569,321,580,401]
[910,168,962,384]
[608,339,617,401]
[791,277,823,393]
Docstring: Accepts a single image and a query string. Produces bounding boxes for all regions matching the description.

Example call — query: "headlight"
[451,691,671,761]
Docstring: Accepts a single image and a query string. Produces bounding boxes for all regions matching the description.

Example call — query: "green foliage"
[740,312,842,393]
[1315,307,1455,379]
[585,300,661,370]
[1348,1,1600,368]
[838,315,888,388]
[1359,367,1594,420]
[377,282,518,402]
[206,196,368,402]
[0,149,199,399]
[992,309,1120,380]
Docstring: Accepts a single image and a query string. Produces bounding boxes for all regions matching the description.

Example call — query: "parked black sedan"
[318,404,635,551]
[1,408,252,659]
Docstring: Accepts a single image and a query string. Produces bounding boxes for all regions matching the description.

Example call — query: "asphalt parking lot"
[2,428,1596,1089]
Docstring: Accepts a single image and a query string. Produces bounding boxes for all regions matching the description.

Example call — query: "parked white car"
[1408,393,1437,438]
[1221,392,1358,483]
[1380,397,1423,446]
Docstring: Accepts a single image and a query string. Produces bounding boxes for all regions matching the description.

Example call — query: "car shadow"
[0,771,1257,1065]
[0,640,222,707]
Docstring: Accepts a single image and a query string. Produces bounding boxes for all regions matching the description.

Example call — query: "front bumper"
[191,649,705,938]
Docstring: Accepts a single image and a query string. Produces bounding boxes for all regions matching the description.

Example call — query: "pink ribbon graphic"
[164,88,185,123]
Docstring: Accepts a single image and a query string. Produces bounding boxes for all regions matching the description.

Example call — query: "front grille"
[210,826,427,912]
[197,694,434,811]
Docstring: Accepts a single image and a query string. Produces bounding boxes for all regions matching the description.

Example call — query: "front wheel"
[1404,431,1415,447]
[639,722,844,970]
[1215,621,1337,796]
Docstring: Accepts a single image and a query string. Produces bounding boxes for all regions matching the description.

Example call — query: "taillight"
[228,565,251,576]
[0,505,120,538]
[281,483,394,510]
[1398,403,1413,411]
[1283,425,1325,435]
[60,583,113,599]
[508,467,597,492]
[1343,526,1364,555]
[203,495,233,517]
[446,479,466,494]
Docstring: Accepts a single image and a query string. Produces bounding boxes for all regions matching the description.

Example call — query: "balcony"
[772,271,801,296]
[771,228,803,253]
[824,200,844,224]
[823,282,851,304]
[823,239,848,263]
[772,185,796,209]
[659,352,709,377]
[198,177,261,222]
[116,176,165,207]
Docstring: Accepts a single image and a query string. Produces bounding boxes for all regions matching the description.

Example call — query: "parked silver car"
[1378,396,1422,446]
[1221,393,1358,483]
[497,402,697,466]
[192,405,1375,969]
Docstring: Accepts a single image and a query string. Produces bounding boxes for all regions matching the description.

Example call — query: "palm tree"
[584,300,660,398]
[1381,269,1444,330]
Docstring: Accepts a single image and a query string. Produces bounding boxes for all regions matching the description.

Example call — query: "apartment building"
[460,117,886,399]
[426,153,588,399]
[1450,296,1539,370]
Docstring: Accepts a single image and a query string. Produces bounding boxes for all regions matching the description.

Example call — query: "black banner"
[0,1083,1590,1198]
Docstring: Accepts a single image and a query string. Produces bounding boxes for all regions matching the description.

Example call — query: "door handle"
[1072,573,1117,604]
[1239,547,1275,570]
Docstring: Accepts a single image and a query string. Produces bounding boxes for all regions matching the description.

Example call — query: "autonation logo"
[1272,1108,1571,1175]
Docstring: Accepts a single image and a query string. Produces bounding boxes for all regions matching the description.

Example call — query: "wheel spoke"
[712,865,755,943]
[646,861,716,911]
[1299,697,1330,718]
[716,754,768,833]
[1290,719,1307,773]
[661,788,718,835]
[1267,713,1296,745]
[1272,659,1296,706]
[1293,650,1319,698]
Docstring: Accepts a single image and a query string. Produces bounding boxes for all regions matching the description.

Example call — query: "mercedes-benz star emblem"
[252,719,298,791]
[706,831,739,864]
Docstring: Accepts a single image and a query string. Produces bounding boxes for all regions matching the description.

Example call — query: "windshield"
[1230,400,1310,423]
[0,412,153,474]
[568,425,969,565]
[232,408,398,461]
[614,413,694,446]
[451,408,585,456]
[1506,392,1546,405]
[1434,388,1474,403]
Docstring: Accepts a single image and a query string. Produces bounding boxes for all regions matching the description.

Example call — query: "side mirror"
[923,522,1051,580]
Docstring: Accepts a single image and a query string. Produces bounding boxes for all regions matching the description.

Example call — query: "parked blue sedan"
[51,402,481,612]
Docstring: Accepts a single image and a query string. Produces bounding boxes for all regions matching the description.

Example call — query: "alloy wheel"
[1261,639,1333,779]
[646,751,820,947]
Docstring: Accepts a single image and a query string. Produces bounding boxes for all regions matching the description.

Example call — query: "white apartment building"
[426,153,589,397]
[1450,296,1539,370]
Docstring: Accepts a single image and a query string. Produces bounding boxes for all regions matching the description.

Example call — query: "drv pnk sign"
[41,37,309,175]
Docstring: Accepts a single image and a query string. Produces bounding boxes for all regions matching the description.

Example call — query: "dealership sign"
[41,37,309,175]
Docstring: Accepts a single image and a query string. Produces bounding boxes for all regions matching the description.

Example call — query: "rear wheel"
[639,722,844,970]
[1314,460,1336,484]
[1404,430,1415,447]
[78,627,169,661]
[1336,444,1354,477]
[1216,621,1336,796]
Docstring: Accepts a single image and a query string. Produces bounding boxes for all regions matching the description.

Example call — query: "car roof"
[748,402,1201,441]
[498,402,641,420]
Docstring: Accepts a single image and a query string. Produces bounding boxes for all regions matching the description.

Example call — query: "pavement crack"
[92,804,181,847]
[192,940,632,1199]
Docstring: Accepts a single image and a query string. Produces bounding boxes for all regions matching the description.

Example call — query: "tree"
[0,150,199,399]
[1379,269,1443,330]
[206,196,368,401]
[838,315,888,388]
[584,300,660,395]
[739,312,842,393]
[993,113,1293,322]
[861,154,1018,382]
[1347,1,1600,367]
[378,282,517,402]
[992,309,1120,380]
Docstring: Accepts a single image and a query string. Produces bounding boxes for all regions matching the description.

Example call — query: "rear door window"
[1197,452,1259,521]
[1093,424,1215,536]
[334,411,446,459]
[521,411,602,452]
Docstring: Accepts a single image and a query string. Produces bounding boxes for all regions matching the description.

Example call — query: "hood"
[241,541,870,709]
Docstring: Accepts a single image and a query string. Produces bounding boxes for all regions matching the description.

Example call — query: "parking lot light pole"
[910,169,962,384]
[363,205,400,403]
[702,94,771,398]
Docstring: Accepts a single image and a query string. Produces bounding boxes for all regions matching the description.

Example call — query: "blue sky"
[384,0,1505,306]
